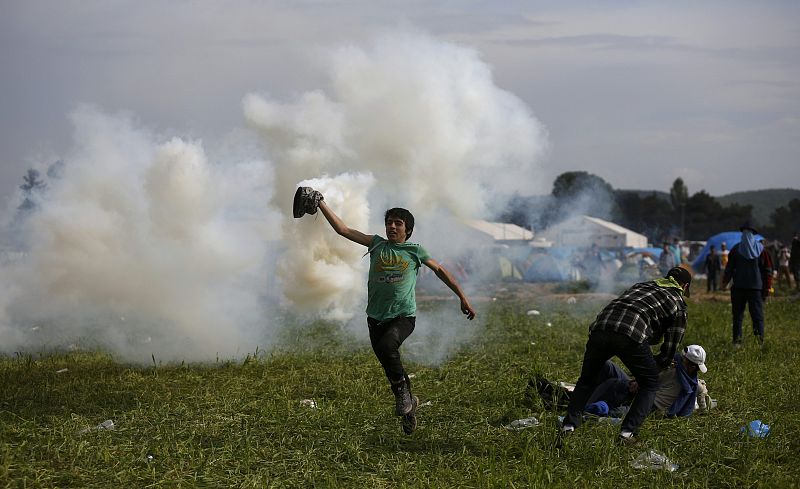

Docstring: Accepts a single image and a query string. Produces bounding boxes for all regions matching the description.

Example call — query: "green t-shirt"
[366,235,431,322]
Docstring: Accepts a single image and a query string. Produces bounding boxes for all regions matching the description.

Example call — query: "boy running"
[293,187,476,434]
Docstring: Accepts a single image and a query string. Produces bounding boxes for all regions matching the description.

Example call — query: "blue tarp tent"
[691,231,764,273]
[523,255,572,282]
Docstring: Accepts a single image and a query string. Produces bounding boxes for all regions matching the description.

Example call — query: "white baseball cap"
[683,344,708,373]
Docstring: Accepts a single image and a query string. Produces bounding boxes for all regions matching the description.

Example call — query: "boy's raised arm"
[318,200,373,247]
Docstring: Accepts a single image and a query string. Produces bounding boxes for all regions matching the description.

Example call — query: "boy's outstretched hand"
[461,299,476,320]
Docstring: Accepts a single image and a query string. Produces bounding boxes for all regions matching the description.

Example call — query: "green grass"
[2,293,799,488]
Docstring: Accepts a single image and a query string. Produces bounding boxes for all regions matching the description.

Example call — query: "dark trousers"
[367,316,415,383]
[586,361,634,409]
[707,273,718,292]
[731,288,764,341]
[565,330,659,435]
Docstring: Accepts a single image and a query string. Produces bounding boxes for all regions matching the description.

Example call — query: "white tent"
[462,219,533,243]
[542,215,648,248]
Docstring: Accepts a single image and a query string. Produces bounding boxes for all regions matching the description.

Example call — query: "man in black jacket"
[723,222,772,347]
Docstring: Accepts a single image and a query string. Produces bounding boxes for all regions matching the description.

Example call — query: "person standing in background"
[722,222,772,348]
[720,242,729,289]
[671,238,682,267]
[704,246,721,293]
[776,245,793,290]
[659,243,675,276]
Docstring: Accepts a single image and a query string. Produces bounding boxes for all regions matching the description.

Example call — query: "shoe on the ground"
[618,431,640,447]
[292,186,324,218]
[392,380,414,416]
[401,396,419,435]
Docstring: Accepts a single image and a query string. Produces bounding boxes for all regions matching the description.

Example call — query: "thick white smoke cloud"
[0,31,548,364]
[0,106,275,362]
[245,30,548,315]
[279,173,374,321]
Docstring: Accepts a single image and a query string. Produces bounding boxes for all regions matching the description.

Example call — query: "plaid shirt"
[589,281,687,367]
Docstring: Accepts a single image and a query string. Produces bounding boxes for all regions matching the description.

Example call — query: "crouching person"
[551,344,709,420]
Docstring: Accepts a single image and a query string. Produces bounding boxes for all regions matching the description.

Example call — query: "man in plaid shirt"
[561,266,692,444]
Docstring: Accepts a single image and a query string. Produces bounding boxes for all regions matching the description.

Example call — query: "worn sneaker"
[618,431,640,447]
[401,396,419,435]
[393,380,414,416]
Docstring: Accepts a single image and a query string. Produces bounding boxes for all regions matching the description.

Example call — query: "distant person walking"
[722,222,772,347]
[704,246,721,292]
[776,245,793,290]
[790,232,800,291]
[560,267,692,445]
[659,243,674,276]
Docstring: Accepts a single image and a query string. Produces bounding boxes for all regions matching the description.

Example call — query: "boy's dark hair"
[385,208,415,239]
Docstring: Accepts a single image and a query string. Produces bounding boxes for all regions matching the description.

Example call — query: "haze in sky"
[1,0,799,205]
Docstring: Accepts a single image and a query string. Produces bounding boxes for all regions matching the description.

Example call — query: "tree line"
[498,171,800,244]
[11,165,800,245]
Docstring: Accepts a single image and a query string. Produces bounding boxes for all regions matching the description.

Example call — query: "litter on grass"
[567,297,577,304]
[56,368,69,374]
[419,401,433,408]
[505,417,540,430]
[300,399,318,409]
[526,310,540,316]
[630,450,679,472]
[80,419,115,434]
[557,382,576,392]
[741,419,770,438]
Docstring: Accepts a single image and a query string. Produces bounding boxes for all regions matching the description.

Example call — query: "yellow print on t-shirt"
[376,254,410,273]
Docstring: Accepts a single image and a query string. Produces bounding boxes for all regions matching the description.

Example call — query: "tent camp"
[691,231,765,273]
[542,215,648,248]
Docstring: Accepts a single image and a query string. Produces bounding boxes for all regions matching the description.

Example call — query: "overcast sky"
[2,0,798,203]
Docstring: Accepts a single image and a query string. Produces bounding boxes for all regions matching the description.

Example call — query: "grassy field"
[1,287,799,488]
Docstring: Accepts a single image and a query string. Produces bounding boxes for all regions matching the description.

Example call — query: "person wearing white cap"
[652,344,708,417]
